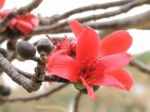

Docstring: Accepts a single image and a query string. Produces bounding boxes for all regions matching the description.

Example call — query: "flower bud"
[74,82,99,94]
[36,38,53,55]
[0,85,11,96]
[16,41,36,59]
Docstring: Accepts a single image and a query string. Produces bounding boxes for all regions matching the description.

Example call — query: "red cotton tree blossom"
[46,20,133,99]
[48,20,83,56]
[0,9,39,34]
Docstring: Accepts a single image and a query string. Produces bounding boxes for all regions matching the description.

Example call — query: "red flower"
[0,0,5,9]
[46,20,133,99]
[51,36,76,56]
[0,9,39,34]
[49,20,83,56]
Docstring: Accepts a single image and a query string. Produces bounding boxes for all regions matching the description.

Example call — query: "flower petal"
[99,53,132,73]
[77,27,101,62]
[100,30,132,56]
[16,20,33,34]
[93,75,125,90]
[80,76,96,99]
[25,14,39,27]
[46,51,80,82]
[0,9,11,19]
[107,69,133,91]
[0,0,5,9]
[9,18,17,29]
[68,20,83,38]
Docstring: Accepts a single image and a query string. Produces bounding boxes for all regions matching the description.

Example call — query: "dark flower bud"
[0,48,7,58]
[7,40,16,50]
[36,38,53,55]
[0,85,11,96]
[73,82,99,94]
[16,41,36,59]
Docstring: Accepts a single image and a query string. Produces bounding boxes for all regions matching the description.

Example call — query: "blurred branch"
[73,92,82,112]
[73,0,147,23]
[89,10,150,30]
[0,0,43,32]
[0,84,68,103]
[31,0,150,35]
[41,9,150,34]
[40,0,130,25]
[130,60,150,74]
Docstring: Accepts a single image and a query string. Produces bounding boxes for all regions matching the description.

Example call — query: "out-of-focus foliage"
[135,51,150,64]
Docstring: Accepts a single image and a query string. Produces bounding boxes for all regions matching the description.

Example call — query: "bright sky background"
[1,0,150,89]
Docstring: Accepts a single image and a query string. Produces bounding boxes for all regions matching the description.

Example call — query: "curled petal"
[99,53,132,73]
[68,20,83,38]
[77,27,101,62]
[93,75,125,90]
[24,14,39,27]
[46,51,80,82]
[9,18,17,29]
[16,20,33,34]
[80,76,96,99]
[100,30,132,56]
[107,69,133,91]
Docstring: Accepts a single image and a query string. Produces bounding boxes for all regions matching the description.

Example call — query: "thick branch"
[0,84,68,103]
[0,54,42,92]
[0,0,43,32]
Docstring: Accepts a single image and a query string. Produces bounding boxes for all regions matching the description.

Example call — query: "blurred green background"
[1,51,150,112]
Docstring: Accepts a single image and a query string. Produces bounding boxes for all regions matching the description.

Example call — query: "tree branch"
[15,67,69,83]
[0,54,42,92]
[40,0,131,25]
[42,9,150,34]
[73,92,82,112]
[73,0,146,23]
[130,60,150,74]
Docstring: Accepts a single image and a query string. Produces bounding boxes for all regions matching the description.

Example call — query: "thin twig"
[76,0,143,23]
[16,67,69,83]
[130,60,150,74]
[73,92,82,112]
[0,84,68,103]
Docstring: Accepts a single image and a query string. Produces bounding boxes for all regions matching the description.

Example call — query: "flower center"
[80,58,105,82]
[80,59,96,78]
